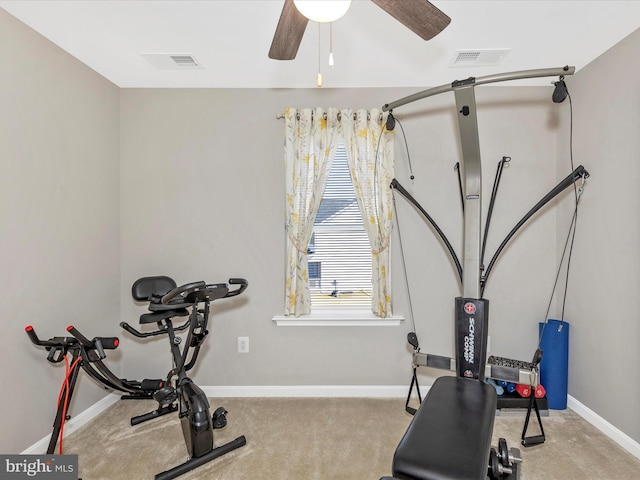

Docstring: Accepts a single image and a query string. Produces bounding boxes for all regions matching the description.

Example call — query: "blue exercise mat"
[539,319,569,409]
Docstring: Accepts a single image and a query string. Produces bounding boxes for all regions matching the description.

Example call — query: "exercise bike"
[26,276,248,480]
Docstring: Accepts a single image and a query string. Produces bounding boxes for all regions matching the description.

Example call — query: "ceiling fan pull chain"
[317,23,323,87]
[329,22,335,66]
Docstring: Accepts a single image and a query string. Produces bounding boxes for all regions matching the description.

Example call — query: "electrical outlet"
[238,336,249,353]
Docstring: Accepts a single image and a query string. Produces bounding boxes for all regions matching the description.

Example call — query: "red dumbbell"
[534,384,546,399]
[515,383,531,397]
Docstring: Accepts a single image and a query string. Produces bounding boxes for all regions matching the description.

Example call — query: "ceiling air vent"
[141,53,203,70]
[451,49,510,67]
[170,55,198,66]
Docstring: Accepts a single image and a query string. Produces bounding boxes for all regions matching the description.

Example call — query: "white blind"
[308,145,372,306]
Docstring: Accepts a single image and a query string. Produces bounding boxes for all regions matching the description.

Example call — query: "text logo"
[463,317,475,364]
[1,455,77,479]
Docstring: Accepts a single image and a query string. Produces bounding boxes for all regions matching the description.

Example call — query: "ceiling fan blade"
[269,0,309,60]
[371,0,451,41]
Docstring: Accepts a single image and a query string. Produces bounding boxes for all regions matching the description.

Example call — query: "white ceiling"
[2,0,639,88]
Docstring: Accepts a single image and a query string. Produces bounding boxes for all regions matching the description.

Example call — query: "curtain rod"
[275,111,392,121]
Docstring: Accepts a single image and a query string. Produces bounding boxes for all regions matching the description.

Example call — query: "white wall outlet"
[238,336,249,353]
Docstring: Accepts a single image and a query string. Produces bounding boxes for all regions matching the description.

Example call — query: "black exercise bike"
[26,276,248,480]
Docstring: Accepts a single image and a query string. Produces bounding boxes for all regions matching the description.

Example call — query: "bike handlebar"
[161,281,207,305]
[27,278,248,352]
[119,320,191,338]
[25,325,77,348]
[26,325,119,361]
[66,325,119,359]
[161,278,248,304]
[227,278,248,297]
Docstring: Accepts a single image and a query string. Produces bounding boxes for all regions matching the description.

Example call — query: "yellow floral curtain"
[283,107,394,317]
[341,109,395,317]
[284,107,341,316]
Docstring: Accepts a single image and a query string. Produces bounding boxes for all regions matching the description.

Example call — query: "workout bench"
[383,376,497,480]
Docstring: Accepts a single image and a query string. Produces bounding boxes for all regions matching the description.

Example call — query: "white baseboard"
[202,385,410,398]
[567,394,640,460]
[22,393,120,454]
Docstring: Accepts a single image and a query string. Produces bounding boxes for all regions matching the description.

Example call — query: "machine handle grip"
[66,325,119,358]
[26,325,78,363]
[120,321,145,338]
[226,278,248,297]
[98,337,120,349]
[94,338,106,359]
[46,347,67,363]
[120,321,175,338]
[66,325,93,347]
[25,325,42,346]
[25,326,77,348]
[92,337,119,358]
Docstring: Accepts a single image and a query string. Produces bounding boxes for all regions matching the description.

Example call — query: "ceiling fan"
[268,0,451,60]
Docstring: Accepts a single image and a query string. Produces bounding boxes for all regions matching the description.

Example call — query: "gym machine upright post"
[26,277,248,480]
[379,66,587,480]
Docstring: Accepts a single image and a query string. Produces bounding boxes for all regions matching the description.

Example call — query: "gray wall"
[118,86,560,390]
[3,4,638,453]
[562,28,640,443]
[0,9,120,453]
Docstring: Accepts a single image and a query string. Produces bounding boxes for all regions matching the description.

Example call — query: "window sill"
[272,309,404,327]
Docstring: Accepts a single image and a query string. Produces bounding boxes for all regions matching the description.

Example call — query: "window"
[280,107,396,321]
[308,145,372,306]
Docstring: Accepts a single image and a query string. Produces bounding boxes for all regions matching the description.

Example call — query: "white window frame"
[274,143,404,327]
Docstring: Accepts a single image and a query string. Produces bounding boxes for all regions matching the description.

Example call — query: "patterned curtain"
[283,107,341,316]
[340,109,395,317]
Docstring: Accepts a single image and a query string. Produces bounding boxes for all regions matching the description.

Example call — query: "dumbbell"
[486,378,504,396]
[498,381,517,394]
[534,384,546,399]
[515,383,531,397]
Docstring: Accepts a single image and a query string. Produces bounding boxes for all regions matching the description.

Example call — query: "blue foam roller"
[539,319,569,409]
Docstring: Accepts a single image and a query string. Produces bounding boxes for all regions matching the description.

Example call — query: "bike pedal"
[212,407,228,429]
[153,385,178,405]
[140,378,165,391]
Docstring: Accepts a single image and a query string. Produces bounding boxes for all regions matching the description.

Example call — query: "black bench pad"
[388,376,497,480]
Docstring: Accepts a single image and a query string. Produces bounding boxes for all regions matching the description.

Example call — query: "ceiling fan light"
[293,0,352,23]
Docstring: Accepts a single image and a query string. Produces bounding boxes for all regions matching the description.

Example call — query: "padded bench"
[382,376,498,480]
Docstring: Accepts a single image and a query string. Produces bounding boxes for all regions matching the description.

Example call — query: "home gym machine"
[26,277,248,480]
[379,66,589,480]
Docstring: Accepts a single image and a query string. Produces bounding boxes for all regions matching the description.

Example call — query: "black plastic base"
[155,435,246,480]
[497,394,548,412]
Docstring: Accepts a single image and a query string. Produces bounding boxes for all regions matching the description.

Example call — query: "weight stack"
[538,319,569,409]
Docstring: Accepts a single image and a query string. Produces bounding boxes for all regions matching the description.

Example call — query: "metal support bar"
[413,351,539,386]
[454,85,483,298]
[382,66,575,112]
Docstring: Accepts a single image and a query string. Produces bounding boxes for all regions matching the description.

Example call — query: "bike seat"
[148,299,192,312]
[139,309,189,325]
[131,276,176,302]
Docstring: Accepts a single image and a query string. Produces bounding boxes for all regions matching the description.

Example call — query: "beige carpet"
[61,397,640,479]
